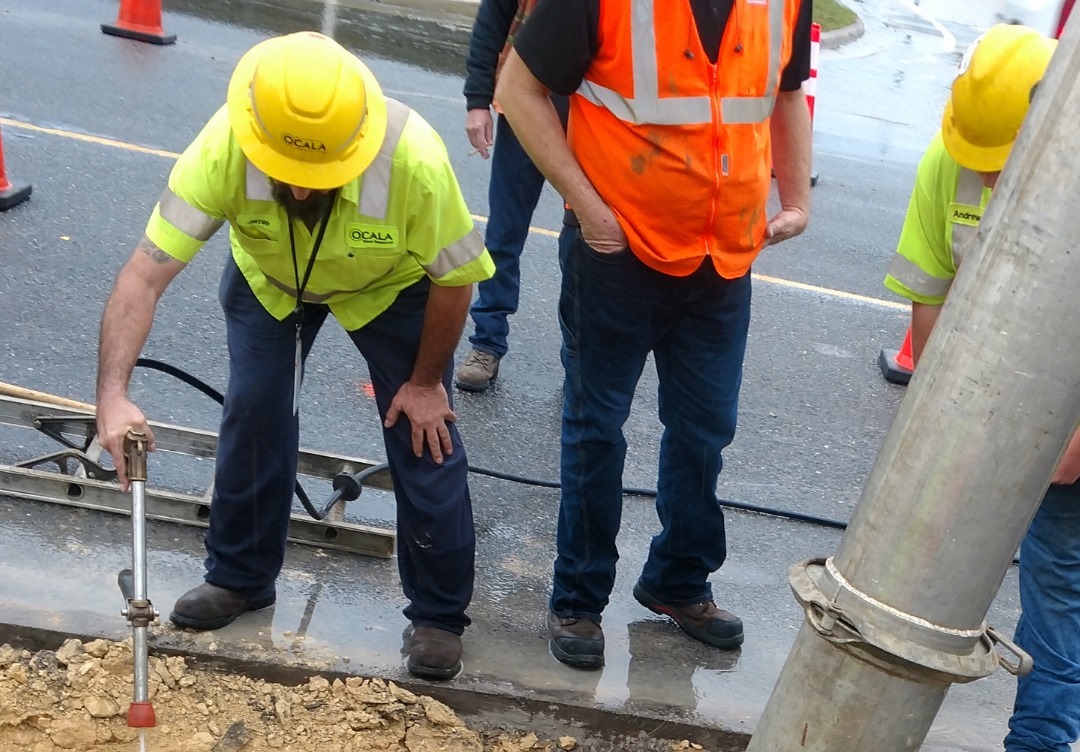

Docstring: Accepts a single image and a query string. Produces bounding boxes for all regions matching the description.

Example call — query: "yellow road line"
[754,274,908,310]
[1,117,907,313]
[1,117,181,160]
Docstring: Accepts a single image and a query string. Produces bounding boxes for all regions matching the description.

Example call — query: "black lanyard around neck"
[288,194,336,317]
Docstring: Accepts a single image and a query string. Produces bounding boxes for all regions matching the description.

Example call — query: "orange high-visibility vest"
[569,0,802,277]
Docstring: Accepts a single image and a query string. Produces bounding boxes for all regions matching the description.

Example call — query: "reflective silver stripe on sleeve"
[246,161,274,201]
[952,223,979,267]
[886,254,953,298]
[951,169,984,268]
[720,0,785,124]
[358,98,412,220]
[423,228,486,279]
[576,0,712,125]
[956,168,984,205]
[157,188,224,241]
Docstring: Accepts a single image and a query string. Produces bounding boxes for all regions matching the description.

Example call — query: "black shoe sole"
[453,376,495,393]
[633,583,744,650]
[549,639,605,670]
[169,595,275,631]
[406,657,463,681]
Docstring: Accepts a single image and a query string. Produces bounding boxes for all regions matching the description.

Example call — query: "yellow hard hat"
[227,32,387,190]
[942,24,1057,172]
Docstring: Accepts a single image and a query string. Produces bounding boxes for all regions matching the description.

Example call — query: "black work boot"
[169,583,275,631]
[633,582,743,649]
[406,626,463,680]
[548,611,604,670]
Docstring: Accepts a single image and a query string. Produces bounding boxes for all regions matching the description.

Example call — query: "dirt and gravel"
[0,638,706,752]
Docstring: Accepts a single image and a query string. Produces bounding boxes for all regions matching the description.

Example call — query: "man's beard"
[271,181,337,228]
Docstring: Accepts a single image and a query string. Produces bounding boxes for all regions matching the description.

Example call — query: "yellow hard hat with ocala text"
[226,32,388,189]
[942,24,1057,173]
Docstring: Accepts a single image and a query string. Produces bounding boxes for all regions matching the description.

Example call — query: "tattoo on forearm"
[136,236,174,264]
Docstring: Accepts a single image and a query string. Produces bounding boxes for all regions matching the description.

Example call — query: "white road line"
[898,0,958,53]
[0,117,909,314]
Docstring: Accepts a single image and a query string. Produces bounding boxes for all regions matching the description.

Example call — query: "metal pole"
[748,19,1080,752]
[119,429,157,728]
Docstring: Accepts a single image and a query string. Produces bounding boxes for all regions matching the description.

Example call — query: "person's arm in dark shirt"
[780,0,813,91]
[511,0,599,95]
[463,0,518,110]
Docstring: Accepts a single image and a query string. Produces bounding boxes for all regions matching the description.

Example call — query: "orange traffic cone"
[101,0,176,45]
[879,327,914,385]
[0,127,31,212]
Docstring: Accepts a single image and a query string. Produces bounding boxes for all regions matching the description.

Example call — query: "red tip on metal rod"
[127,701,156,728]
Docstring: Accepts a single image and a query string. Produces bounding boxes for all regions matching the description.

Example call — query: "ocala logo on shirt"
[346,223,399,249]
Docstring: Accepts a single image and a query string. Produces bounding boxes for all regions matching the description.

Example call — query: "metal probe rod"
[121,429,156,728]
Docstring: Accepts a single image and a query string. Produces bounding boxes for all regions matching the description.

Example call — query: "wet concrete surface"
[0,0,1049,748]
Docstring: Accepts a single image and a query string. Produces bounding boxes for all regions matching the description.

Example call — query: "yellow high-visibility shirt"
[145,100,493,331]
[884,132,992,306]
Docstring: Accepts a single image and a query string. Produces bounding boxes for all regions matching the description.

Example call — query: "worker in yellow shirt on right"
[884,25,1080,752]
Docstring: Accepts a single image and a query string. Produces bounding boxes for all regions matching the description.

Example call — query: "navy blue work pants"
[204,257,475,633]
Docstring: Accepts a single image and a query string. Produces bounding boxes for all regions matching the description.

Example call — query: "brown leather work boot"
[169,582,275,631]
[547,611,604,670]
[454,349,500,392]
[406,626,463,680]
[633,582,743,649]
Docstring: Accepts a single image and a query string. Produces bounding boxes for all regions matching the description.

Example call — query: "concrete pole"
[747,20,1080,752]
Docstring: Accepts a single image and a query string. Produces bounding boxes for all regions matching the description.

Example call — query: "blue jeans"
[549,228,752,622]
[1006,479,1080,751]
[205,257,475,633]
[467,114,546,359]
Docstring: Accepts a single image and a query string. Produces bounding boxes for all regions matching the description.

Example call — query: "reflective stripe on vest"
[576,0,786,125]
[156,187,225,241]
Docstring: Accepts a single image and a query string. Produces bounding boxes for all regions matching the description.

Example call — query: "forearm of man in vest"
[96,235,187,489]
[767,88,812,245]
[495,50,626,254]
[384,281,473,464]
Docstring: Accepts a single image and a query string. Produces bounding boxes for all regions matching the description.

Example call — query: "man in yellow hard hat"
[95,32,494,681]
[884,25,1080,751]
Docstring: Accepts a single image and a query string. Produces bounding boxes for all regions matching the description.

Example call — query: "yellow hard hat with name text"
[942,24,1057,172]
[227,31,387,189]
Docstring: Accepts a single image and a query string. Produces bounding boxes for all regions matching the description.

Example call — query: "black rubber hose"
[135,358,323,520]
[135,358,849,531]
